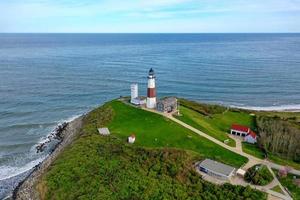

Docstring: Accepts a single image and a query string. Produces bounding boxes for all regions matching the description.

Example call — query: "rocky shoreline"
[12,115,84,200]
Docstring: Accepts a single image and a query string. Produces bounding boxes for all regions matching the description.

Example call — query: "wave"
[0,114,82,182]
[231,104,300,112]
[36,114,82,145]
[0,156,45,181]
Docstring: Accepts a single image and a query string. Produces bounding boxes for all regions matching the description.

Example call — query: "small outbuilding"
[236,168,246,177]
[128,134,136,144]
[230,124,257,144]
[157,97,178,113]
[98,127,110,136]
[131,97,146,105]
[230,124,250,137]
[198,159,235,180]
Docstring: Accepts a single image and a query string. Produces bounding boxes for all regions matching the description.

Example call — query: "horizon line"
[1,32,300,34]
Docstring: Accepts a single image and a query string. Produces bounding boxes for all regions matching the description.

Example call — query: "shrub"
[244,165,274,186]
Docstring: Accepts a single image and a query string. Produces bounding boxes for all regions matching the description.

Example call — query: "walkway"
[142,107,296,200]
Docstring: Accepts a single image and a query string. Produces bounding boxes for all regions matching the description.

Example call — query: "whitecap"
[231,104,300,112]
[0,156,46,181]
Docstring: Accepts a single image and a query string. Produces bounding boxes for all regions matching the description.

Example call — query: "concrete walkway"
[142,107,296,200]
[229,135,243,152]
[145,107,300,175]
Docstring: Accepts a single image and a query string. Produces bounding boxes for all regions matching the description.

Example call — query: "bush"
[244,165,274,186]
[179,98,227,116]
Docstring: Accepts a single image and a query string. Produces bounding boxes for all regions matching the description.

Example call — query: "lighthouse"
[146,68,157,109]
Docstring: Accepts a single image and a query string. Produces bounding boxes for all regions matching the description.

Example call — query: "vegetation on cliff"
[36,100,266,199]
[256,115,300,164]
[39,135,265,200]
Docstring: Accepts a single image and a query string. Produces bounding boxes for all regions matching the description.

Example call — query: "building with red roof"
[230,124,250,137]
[230,124,257,143]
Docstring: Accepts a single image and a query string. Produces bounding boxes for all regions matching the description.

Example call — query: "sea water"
[0,33,300,198]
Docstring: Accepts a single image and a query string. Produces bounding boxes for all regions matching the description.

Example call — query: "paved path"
[142,107,297,199]
[144,107,300,176]
[229,135,243,152]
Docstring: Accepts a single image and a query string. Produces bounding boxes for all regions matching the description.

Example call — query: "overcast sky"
[1,0,300,33]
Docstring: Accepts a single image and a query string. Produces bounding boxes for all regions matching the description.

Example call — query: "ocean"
[0,33,300,198]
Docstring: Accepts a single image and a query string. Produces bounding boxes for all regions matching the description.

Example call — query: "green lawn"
[242,142,300,170]
[242,140,300,170]
[176,99,300,170]
[175,104,255,147]
[268,154,300,171]
[242,142,265,159]
[270,185,284,194]
[108,100,247,167]
[272,169,300,200]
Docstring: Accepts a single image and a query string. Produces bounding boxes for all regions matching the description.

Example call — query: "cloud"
[1,0,300,32]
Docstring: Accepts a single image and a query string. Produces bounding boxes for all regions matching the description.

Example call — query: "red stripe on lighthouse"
[147,88,156,98]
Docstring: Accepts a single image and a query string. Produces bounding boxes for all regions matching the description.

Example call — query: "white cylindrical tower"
[131,83,138,103]
[146,68,156,108]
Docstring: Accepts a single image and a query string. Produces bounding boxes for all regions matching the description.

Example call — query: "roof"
[98,127,110,135]
[247,130,257,139]
[199,159,235,177]
[231,124,250,133]
[158,97,177,105]
[149,68,155,76]
[134,96,146,100]
[236,168,246,175]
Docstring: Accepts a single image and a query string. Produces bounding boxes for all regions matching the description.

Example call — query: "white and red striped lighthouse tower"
[146,68,157,109]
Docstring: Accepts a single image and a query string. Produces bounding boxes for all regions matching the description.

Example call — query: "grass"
[242,140,300,170]
[272,169,300,200]
[175,100,256,147]
[270,185,284,194]
[108,100,247,167]
[37,101,265,200]
[242,141,300,170]
[255,111,300,125]
[242,142,265,159]
[177,99,300,170]
[268,154,300,171]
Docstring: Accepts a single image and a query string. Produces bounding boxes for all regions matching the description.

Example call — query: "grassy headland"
[35,100,266,200]
[176,99,256,147]
[107,100,247,167]
[176,99,300,170]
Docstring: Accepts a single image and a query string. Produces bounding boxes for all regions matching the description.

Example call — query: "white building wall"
[148,78,155,88]
[131,84,138,102]
[244,135,257,144]
[230,130,248,137]
[147,97,156,108]
[128,137,135,143]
